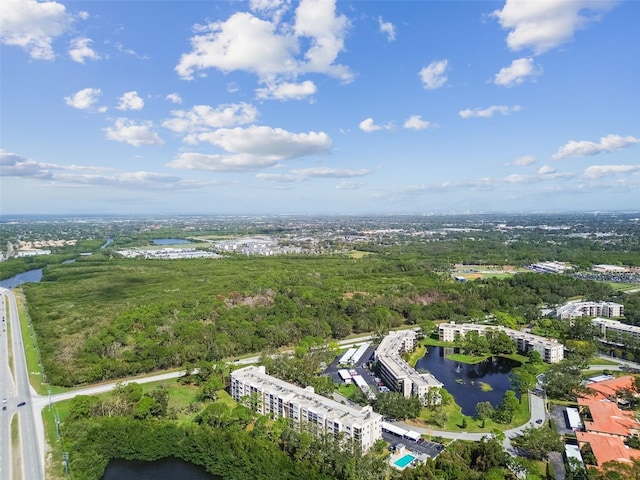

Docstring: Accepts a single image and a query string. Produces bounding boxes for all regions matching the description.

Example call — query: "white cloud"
[64,87,103,110]
[494,57,541,87]
[168,152,282,172]
[1,149,207,190]
[293,0,351,80]
[403,115,433,130]
[336,181,362,190]
[289,167,370,178]
[506,154,535,166]
[162,103,258,133]
[378,16,396,41]
[192,125,331,158]
[538,165,556,175]
[257,166,370,182]
[168,125,332,172]
[419,59,448,90]
[166,93,183,104]
[117,91,144,111]
[459,105,521,118]
[249,0,291,23]
[359,117,392,133]
[68,37,100,63]
[583,164,640,179]
[1,0,71,60]
[175,0,352,84]
[104,118,164,147]
[492,0,616,54]
[552,134,640,160]
[255,80,317,100]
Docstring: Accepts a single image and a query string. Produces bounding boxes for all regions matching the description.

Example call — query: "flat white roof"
[566,407,583,430]
[382,421,407,436]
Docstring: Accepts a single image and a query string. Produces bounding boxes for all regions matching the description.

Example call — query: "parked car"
[535,418,543,424]
[17,402,26,407]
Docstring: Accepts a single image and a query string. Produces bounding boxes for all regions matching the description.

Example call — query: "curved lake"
[102,457,220,480]
[0,268,43,288]
[152,238,192,245]
[415,346,520,416]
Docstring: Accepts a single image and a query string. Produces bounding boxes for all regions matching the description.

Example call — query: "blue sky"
[1,0,638,215]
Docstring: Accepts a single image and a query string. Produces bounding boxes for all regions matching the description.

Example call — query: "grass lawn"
[347,251,373,259]
[588,357,620,365]
[405,344,427,367]
[411,392,531,433]
[446,353,490,364]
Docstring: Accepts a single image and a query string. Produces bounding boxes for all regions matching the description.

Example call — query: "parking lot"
[382,432,444,458]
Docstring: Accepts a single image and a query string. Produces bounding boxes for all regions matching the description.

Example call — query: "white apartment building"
[438,323,564,363]
[592,317,640,343]
[375,330,443,405]
[230,365,382,452]
[557,301,624,320]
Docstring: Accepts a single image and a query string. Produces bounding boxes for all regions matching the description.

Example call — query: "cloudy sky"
[1,0,638,215]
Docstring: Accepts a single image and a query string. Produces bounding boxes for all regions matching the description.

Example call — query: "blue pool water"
[394,454,415,468]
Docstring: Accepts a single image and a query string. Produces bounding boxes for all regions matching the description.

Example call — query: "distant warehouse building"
[230,365,382,452]
[375,330,443,405]
[438,323,564,363]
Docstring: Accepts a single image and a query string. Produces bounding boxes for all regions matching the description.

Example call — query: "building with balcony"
[375,330,443,405]
[557,301,624,320]
[230,365,382,452]
[438,323,564,363]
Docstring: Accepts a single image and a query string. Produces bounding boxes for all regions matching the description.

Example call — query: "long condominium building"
[592,317,640,343]
[375,330,443,405]
[557,301,624,320]
[230,365,382,452]
[438,323,564,363]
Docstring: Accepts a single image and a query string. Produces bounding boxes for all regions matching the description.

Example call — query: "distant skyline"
[1,0,639,215]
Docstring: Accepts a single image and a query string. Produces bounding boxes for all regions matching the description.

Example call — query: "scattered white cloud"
[378,16,396,41]
[582,164,640,179]
[64,87,103,110]
[359,117,392,133]
[492,0,617,54]
[506,155,535,166]
[163,103,258,134]
[419,59,448,90]
[190,125,331,157]
[78,11,89,20]
[117,91,145,111]
[176,0,352,84]
[166,93,183,104]
[289,167,370,178]
[249,0,291,23]
[104,118,164,146]
[336,181,362,190]
[257,166,370,182]
[168,125,332,172]
[255,80,317,100]
[538,165,556,175]
[68,37,100,63]
[459,105,521,118]
[403,115,433,130]
[494,57,541,87]
[1,149,207,190]
[552,134,640,161]
[1,0,71,60]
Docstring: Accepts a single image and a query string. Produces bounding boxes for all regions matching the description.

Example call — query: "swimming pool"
[393,454,415,468]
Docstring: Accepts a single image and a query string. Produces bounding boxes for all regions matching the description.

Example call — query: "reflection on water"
[415,346,520,415]
[0,269,43,289]
[102,457,219,480]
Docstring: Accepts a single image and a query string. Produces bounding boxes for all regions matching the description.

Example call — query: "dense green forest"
[23,252,630,386]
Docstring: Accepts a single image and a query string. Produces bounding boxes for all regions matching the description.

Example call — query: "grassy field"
[405,344,427,367]
[347,251,373,259]
[11,414,22,480]
[446,353,490,365]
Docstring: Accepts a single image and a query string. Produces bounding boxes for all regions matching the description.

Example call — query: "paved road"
[0,293,15,480]
[0,288,43,480]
